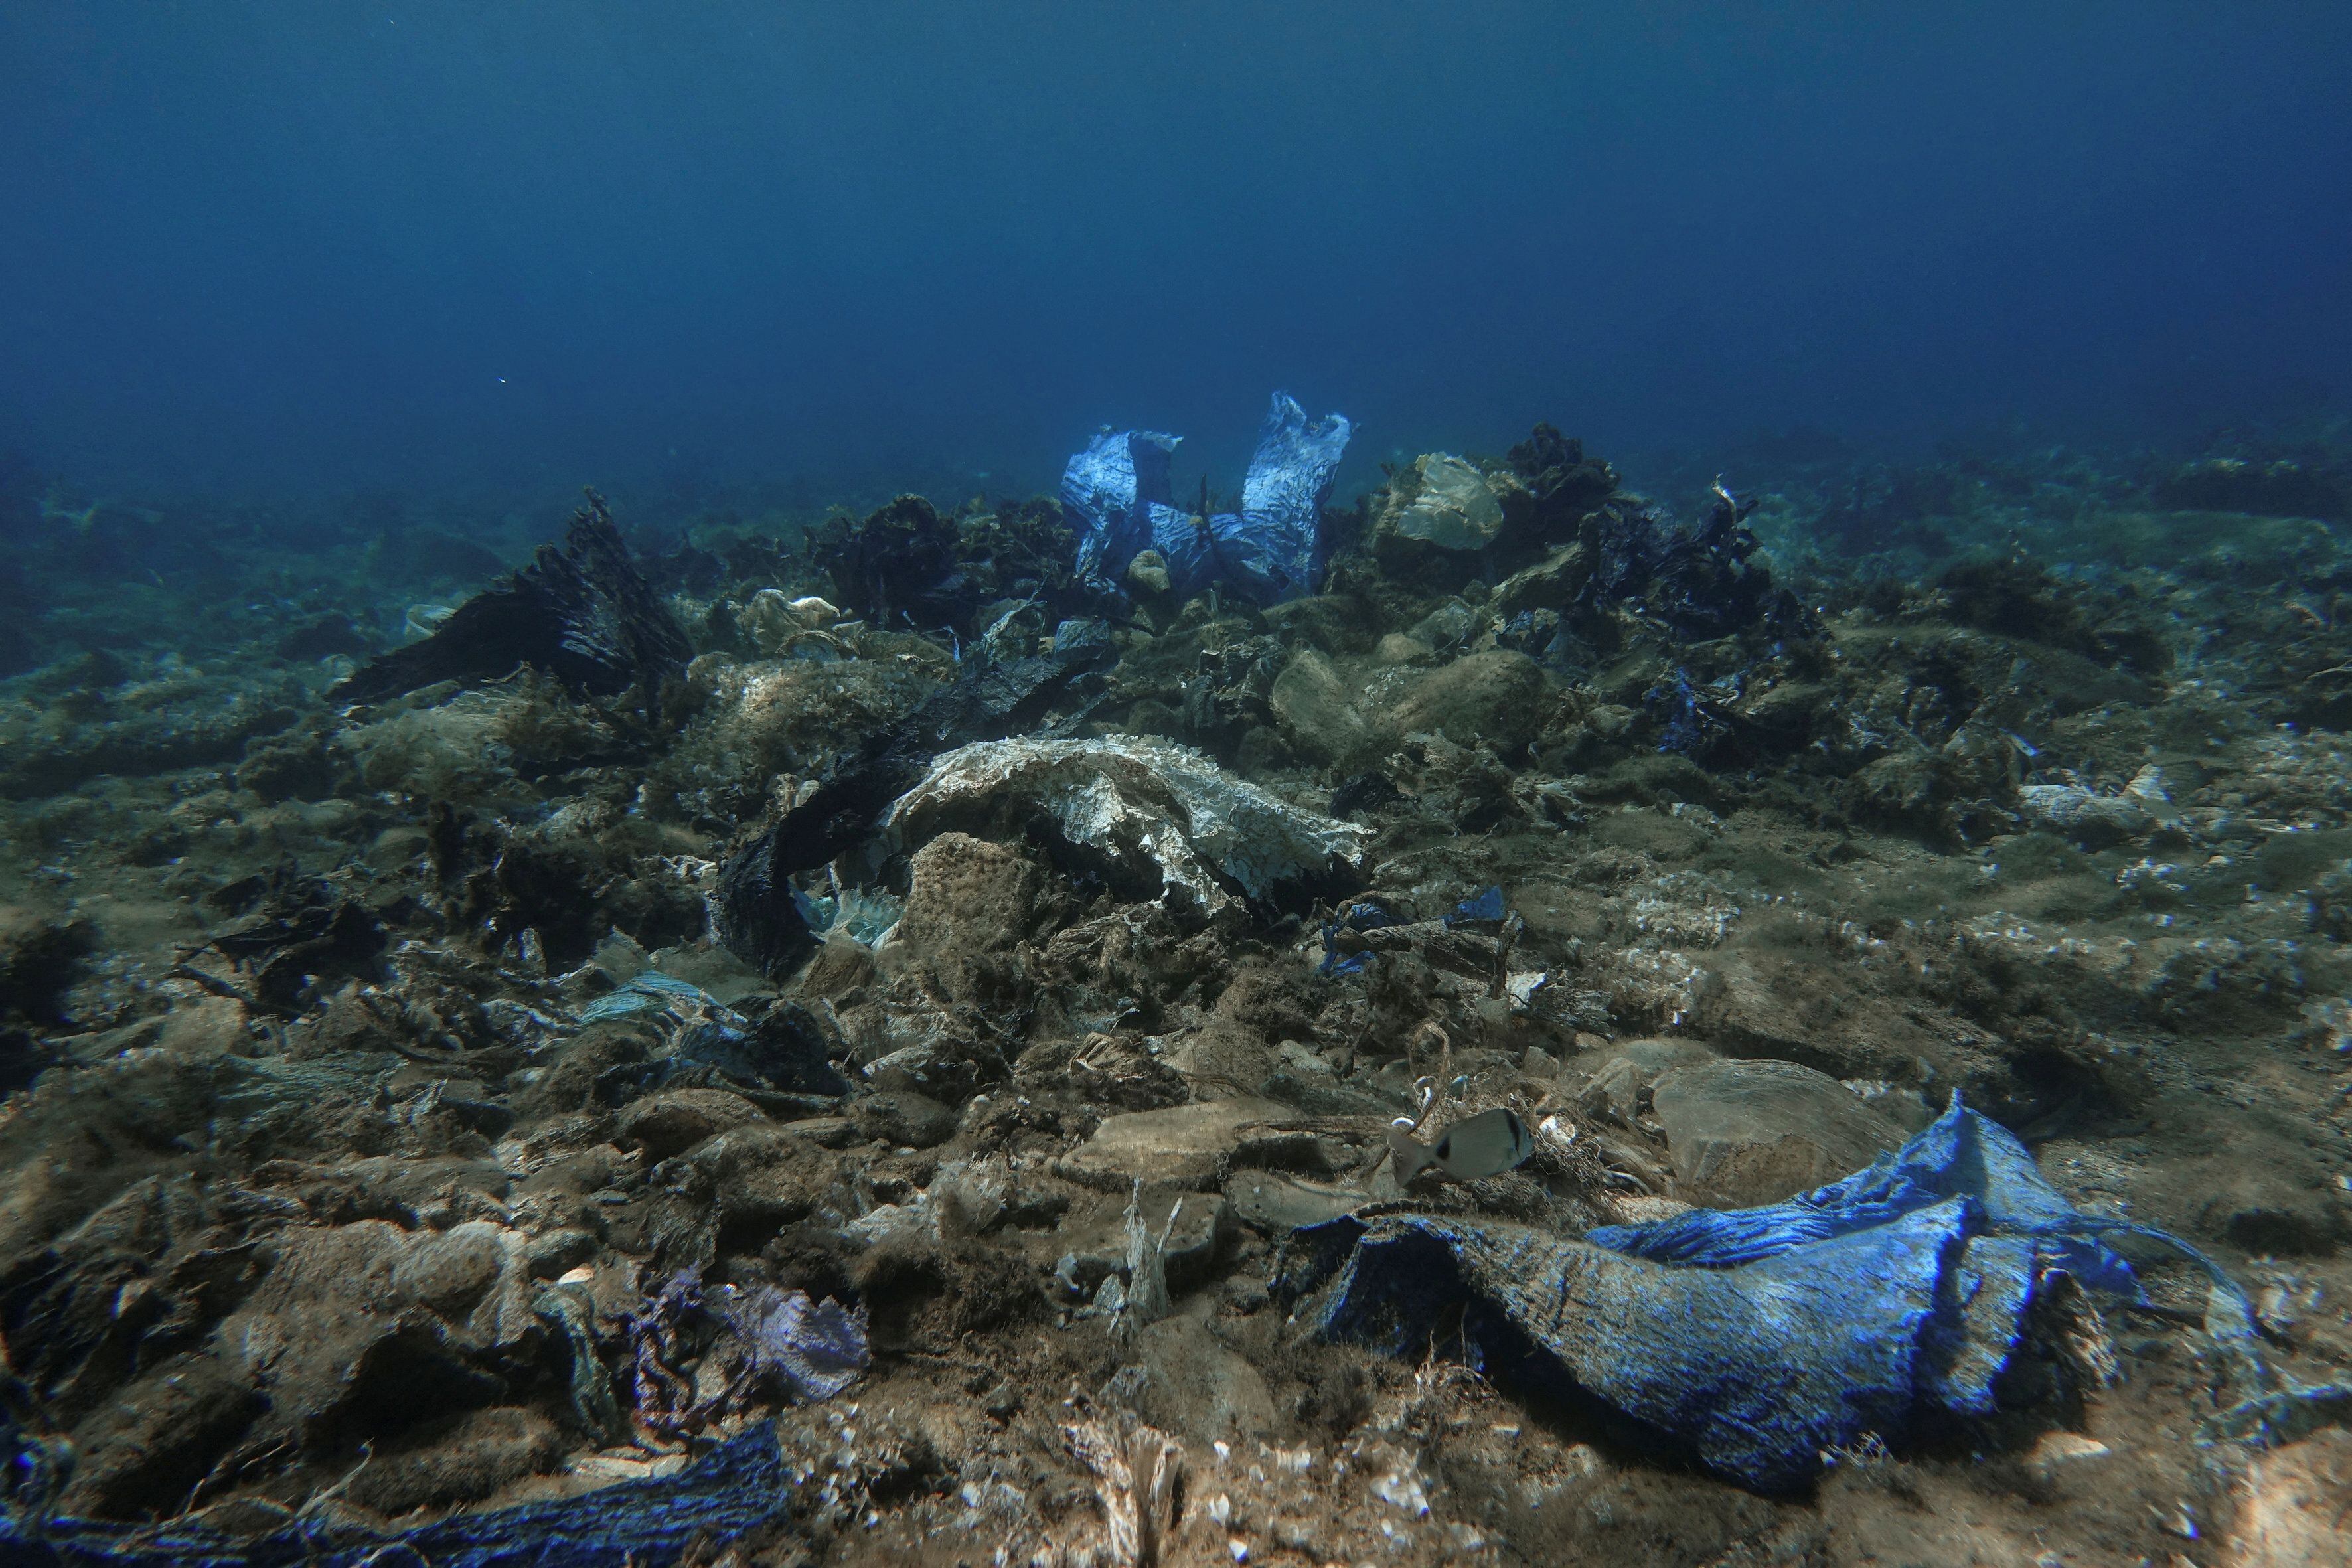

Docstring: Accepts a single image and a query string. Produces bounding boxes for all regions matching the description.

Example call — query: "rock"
[1649,1058,1907,1208]
[1269,649,1372,765]
[390,1223,512,1316]
[887,831,1045,1004]
[895,832,1044,957]
[1053,1191,1231,1296]
[1575,1038,1719,1121]
[617,1087,767,1158]
[2023,1430,2113,1484]
[684,1124,845,1225]
[779,1114,863,1149]
[1125,550,1172,594]
[60,1352,266,1519]
[1373,633,1435,665]
[0,909,91,1024]
[1382,651,1549,753]
[1492,544,1595,616]
[1225,1171,1365,1234]
[2229,1429,2352,1568]
[218,1219,536,1450]
[848,1089,959,1148]
[2194,1167,2347,1255]
[523,1227,598,1279]
[1059,1097,1300,1192]
[1129,1314,1279,1443]
[2017,783,2152,846]
[345,1406,566,1516]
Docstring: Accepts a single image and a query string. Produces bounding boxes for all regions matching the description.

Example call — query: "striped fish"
[1386,1107,1535,1184]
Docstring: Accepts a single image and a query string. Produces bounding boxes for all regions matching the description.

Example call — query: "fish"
[1385,1107,1535,1184]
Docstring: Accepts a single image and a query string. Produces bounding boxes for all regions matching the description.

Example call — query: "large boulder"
[617,1087,767,1158]
[1381,651,1551,754]
[1269,650,1373,766]
[1059,1097,1299,1192]
[890,832,1047,1002]
[1650,1058,1905,1208]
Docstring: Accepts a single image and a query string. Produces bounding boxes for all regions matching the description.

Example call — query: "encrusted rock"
[848,1089,959,1149]
[1650,1058,1906,1208]
[1059,1097,1299,1192]
[617,1087,767,1158]
[1382,650,1551,753]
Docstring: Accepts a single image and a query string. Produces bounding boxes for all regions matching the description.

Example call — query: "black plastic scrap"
[0,1422,792,1567]
[710,621,1113,976]
[1289,1096,2350,1493]
[333,490,691,706]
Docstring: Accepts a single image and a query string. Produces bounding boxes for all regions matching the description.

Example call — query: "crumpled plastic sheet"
[884,733,1370,916]
[710,1284,870,1403]
[1443,885,1506,929]
[0,1422,792,1567]
[1318,900,1397,976]
[577,969,720,1024]
[1062,394,1350,604]
[1296,1096,2343,1492]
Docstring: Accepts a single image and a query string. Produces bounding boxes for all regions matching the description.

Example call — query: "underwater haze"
[4,1,2349,495]
[15,8,2352,1567]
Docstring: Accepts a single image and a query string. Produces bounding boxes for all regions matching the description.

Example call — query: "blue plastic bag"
[1,1423,793,1567]
[1062,394,1351,605]
[1298,1097,2310,1492]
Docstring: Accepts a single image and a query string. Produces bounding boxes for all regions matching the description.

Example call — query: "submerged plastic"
[1299,1097,2274,1493]
[1063,394,1351,604]
[0,1423,793,1567]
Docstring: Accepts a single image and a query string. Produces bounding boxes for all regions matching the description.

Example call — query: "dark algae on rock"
[9,421,2352,1567]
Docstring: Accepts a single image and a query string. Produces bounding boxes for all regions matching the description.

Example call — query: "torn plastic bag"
[0,1421,792,1567]
[1293,1098,2294,1493]
[710,627,1113,976]
[1063,394,1350,605]
[1065,429,1180,589]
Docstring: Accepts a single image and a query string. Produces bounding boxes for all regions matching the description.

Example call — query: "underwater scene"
[4,6,2351,1567]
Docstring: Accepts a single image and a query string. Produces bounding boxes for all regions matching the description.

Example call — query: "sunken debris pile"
[2,430,2352,1566]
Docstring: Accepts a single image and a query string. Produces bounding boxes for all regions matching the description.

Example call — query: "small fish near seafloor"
[1386,1107,1535,1184]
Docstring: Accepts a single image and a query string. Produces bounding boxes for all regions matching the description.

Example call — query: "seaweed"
[333,490,690,707]
[809,493,1105,638]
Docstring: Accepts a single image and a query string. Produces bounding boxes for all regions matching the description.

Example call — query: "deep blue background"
[3,2,2347,501]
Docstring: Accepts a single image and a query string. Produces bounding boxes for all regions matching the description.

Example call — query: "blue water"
[2,2,2347,500]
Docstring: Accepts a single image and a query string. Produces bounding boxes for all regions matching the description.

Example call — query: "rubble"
[7,422,2352,1564]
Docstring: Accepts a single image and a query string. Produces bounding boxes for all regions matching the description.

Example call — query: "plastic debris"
[1295,1097,2281,1493]
[884,734,1370,917]
[334,490,690,706]
[1443,886,1506,930]
[1063,394,1351,605]
[0,1421,794,1567]
[1066,428,1181,591]
[619,1267,867,1440]
[1318,900,1399,976]
[790,883,904,946]
[1387,454,1505,551]
[711,627,1113,975]
[1065,1413,1185,1568]
[709,1283,871,1403]
[578,969,721,1024]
